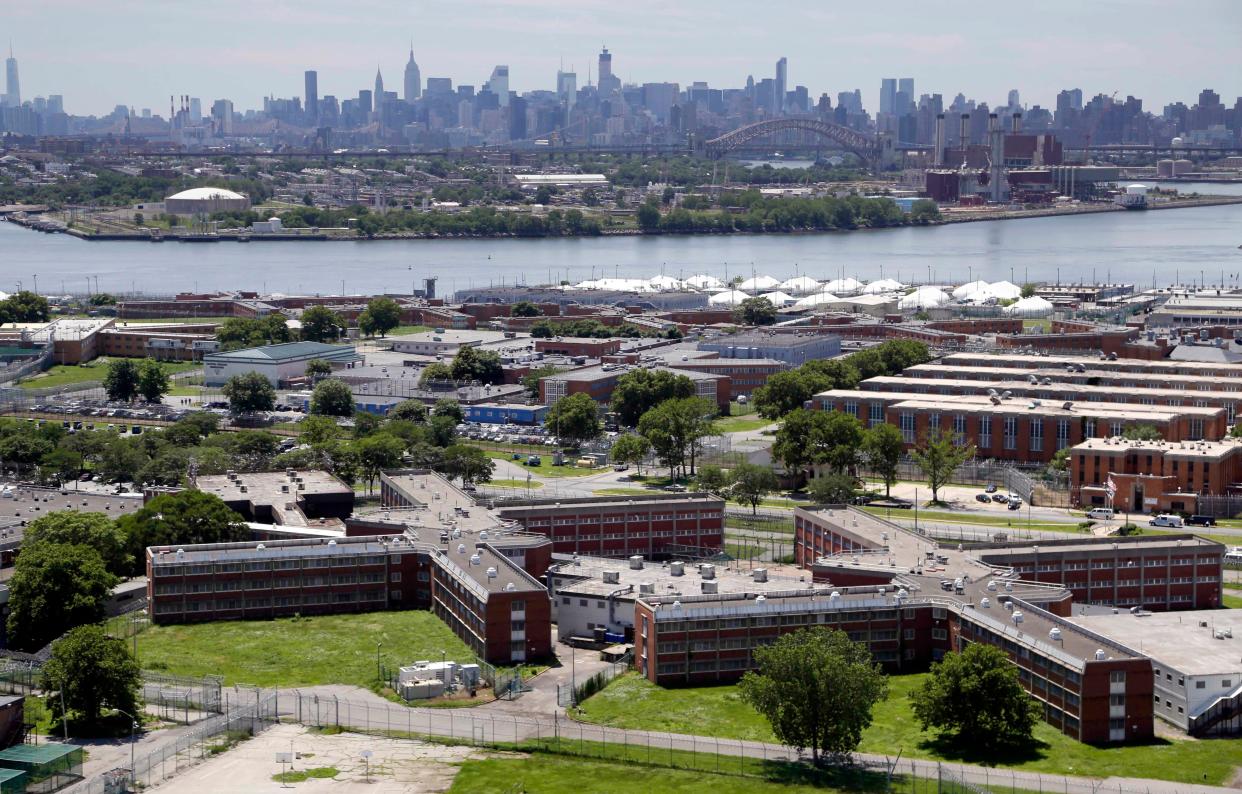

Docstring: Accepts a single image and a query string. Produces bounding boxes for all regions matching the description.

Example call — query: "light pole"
[375,641,383,683]
[115,709,140,786]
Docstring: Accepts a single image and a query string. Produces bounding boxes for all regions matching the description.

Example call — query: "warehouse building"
[698,331,841,366]
[203,341,362,386]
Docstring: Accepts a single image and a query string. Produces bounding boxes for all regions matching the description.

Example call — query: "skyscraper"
[557,69,577,109]
[4,45,19,108]
[404,47,421,103]
[880,78,896,115]
[304,70,318,124]
[898,78,914,113]
[374,68,385,124]
[1007,89,1021,109]
[597,47,620,97]
[488,65,509,107]
[775,57,787,114]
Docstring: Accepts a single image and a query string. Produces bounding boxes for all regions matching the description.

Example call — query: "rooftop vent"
[701,581,719,594]
[752,568,768,583]
[1049,627,1062,641]
[1012,611,1024,624]
[602,570,620,584]
[486,566,497,579]
[670,561,684,577]
[469,553,481,566]
[1095,649,1106,661]
[629,555,645,570]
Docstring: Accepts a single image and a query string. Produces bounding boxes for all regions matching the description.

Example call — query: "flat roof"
[206,341,357,362]
[864,374,1242,401]
[547,364,721,384]
[904,363,1242,389]
[390,330,509,345]
[550,554,823,600]
[828,391,1222,420]
[1072,436,1242,460]
[940,351,1242,376]
[1067,609,1242,676]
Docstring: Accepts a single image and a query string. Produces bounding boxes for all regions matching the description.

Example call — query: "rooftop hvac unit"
[281,484,289,493]
[639,582,655,594]
[1049,627,1062,641]
[1012,611,1024,624]
[629,555,645,570]
[752,568,768,583]
[505,582,516,591]
[701,581,718,594]
[670,561,684,576]
[469,553,481,566]
[486,566,497,579]
[1094,649,1106,661]
[699,564,716,580]
[980,597,991,609]
[1063,401,1074,411]
[602,570,620,584]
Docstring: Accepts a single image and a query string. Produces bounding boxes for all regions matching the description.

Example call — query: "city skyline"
[4,0,1240,117]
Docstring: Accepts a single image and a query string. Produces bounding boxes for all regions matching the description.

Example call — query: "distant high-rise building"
[374,69,385,124]
[775,57,787,113]
[47,95,63,114]
[4,45,19,108]
[1007,89,1021,109]
[509,95,527,140]
[598,47,620,97]
[557,69,577,109]
[880,78,896,115]
[898,78,914,113]
[211,99,233,135]
[304,70,318,124]
[189,97,202,123]
[488,65,509,107]
[404,47,421,103]
[359,89,373,116]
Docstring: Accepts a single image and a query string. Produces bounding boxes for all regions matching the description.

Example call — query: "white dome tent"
[983,280,1023,301]
[737,275,781,291]
[793,291,840,308]
[951,280,991,299]
[646,275,686,290]
[823,277,863,294]
[1002,295,1055,317]
[778,275,822,294]
[758,291,796,306]
[684,274,725,289]
[898,287,952,310]
[862,278,906,294]
[708,289,752,307]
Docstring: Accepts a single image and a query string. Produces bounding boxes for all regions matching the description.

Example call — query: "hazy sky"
[8,0,1241,117]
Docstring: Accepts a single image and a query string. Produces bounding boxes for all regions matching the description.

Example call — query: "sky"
[6,0,1241,117]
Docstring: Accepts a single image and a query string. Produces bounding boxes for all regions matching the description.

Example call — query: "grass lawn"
[715,415,775,434]
[449,754,862,794]
[576,672,1242,785]
[485,451,599,478]
[382,325,432,337]
[1225,593,1242,609]
[18,359,201,390]
[592,487,656,496]
[136,612,474,688]
[862,507,1083,533]
[488,478,544,490]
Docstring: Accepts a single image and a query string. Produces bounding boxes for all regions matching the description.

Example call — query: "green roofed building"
[0,768,25,794]
[0,742,84,791]
[203,341,361,386]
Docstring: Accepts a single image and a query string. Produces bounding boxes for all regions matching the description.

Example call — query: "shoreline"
[8,194,1242,243]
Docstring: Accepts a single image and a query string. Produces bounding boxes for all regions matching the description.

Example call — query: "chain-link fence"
[557,653,632,708]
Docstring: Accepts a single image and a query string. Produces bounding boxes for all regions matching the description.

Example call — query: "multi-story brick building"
[936,352,1242,381]
[1069,437,1242,513]
[538,364,730,412]
[663,357,788,396]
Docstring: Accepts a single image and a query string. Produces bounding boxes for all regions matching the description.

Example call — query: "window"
[900,413,916,444]
[1225,680,1234,688]
[1056,419,1071,450]
[1196,681,1206,689]
[1003,416,1018,450]
[980,417,992,448]
[1110,671,1126,684]
[1030,418,1044,452]
[954,414,967,436]
[579,599,588,607]
[928,413,941,432]
[1109,694,1125,706]
[1085,418,1097,438]
[512,600,526,612]
[390,572,401,582]
[870,403,884,426]
[845,401,859,418]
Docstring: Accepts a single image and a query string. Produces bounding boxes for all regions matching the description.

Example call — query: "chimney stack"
[1011,112,1022,134]
[959,113,970,147]
[934,113,946,167]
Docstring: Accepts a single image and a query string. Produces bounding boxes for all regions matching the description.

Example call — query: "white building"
[203,341,361,386]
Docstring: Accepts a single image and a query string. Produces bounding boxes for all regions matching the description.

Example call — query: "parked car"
[526,455,542,467]
[975,494,991,503]
[663,483,687,493]
[1187,514,1216,527]
[1007,497,1022,510]
[1086,507,1115,520]
[1149,514,1184,528]
[985,484,997,493]
[991,493,1008,503]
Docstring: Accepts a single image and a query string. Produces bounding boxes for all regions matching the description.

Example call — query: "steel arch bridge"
[703,118,887,166]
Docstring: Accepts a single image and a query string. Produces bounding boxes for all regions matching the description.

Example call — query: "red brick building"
[1070,437,1242,514]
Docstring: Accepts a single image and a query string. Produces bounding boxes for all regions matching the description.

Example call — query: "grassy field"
[1225,592,1242,609]
[19,359,201,390]
[592,487,656,496]
[488,478,544,490]
[449,754,865,794]
[576,672,1242,785]
[135,612,474,688]
[715,415,775,434]
[485,451,600,478]
[1144,527,1242,547]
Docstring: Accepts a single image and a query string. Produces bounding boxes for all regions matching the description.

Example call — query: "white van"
[1086,507,1115,520]
[1149,514,1184,528]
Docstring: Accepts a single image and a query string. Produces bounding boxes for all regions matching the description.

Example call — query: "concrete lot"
[150,722,492,793]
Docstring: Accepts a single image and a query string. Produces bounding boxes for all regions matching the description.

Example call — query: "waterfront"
[4,198,1241,298]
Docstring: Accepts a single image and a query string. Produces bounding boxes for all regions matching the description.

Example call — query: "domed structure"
[164,187,251,215]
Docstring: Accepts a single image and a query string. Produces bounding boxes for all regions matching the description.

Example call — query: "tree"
[355,433,406,493]
[305,358,333,380]
[23,512,128,575]
[911,428,976,504]
[103,359,140,403]
[42,625,141,725]
[98,436,149,484]
[420,362,453,385]
[752,370,830,420]
[808,472,859,504]
[1021,282,1038,298]
[223,372,276,414]
[137,358,170,403]
[693,464,729,494]
[636,200,661,231]
[450,346,503,385]
[432,398,465,424]
[115,491,247,576]
[862,424,905,497]
[438,444,495,485]
[39,447,81,486]
[363,297,402,337]
[734,297,778,326]
[610,369,696,427]
[1049,446,1071,473]
[300,415,342,446]
[6,543,117,651]
[637,397,718,479]
[387,399,428,423]
[510,301,543,317]
[545,393,602,447]
[739,628,888,765]
[4,291,50,322]
[730,462,779,514]
[610,433,650,473]
[908,199,941,224]
[522,364,562,398]
[215,316,292,351]
[802,359,861,390]
[300,305,343,342]
[1122,424,1162,441]
[773,409,863,479]
[910,643,1040,752]
[310,378,355,417]
[0,431,52,474]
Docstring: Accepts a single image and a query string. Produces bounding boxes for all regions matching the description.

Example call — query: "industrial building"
[202,341,362,386]
[538,364,730,412]
[1070,436,1242,514]
[193,470,356,526]
[698,331,841,366]
[163,187,251,215]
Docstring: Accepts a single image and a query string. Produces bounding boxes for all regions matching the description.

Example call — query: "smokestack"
[988,113,1004,202]
[1011,112,1022,133]
[934,113,945,167]
[959,113,970,147]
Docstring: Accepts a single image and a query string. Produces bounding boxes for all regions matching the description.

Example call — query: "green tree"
[387,399,428,423]
[305,358,333,380]
[6,543,117,651]
[98,436,149,483]
[310,378,355,417]
[355,433,406,493]
[42,625,141,726]
[222,371,276,414]
[449,346,503,385]
[637,396,718,479]
[911,428,976,504]
[137,358,170,403]
[23,512,128,575]
[215,316,292,351]
[420,362,454,385]
[739,628,888,765]
[610,433,651,474]
[432,398,465,424]
[730,462,779,514]
[1121,424,1162,441]
[546,393,602,447]
[299,415,342,446]
[4,291,50,322]
[908,199,941,224]
[1049,446,1071,473]
[364,297,402,337]
[103,359,141,403]
[522,364,563,398]
[862,423,905,498]
[693,463,730,494]
[808,472,859,504]
[115,491,247,576]
[1021,283,1038,298]
[773,409,862,478]
[39,447,81,486]
[910,643,1040,752]
[636,201,661,231]
[510,301,543,317]
[733,297,778,326]
[300,305,343,342]
[752,370,830,420]
[610,369,696,427]
[0,431,52,474]
[438,444,495,485]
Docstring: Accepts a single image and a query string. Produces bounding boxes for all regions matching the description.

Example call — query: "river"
[3,194,1241,298]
